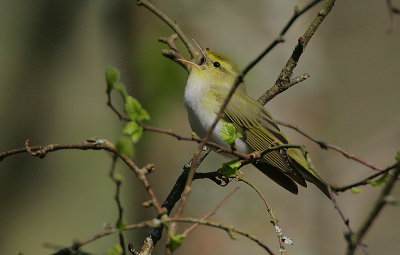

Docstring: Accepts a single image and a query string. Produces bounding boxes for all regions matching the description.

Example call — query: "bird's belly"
[185,106,252,155]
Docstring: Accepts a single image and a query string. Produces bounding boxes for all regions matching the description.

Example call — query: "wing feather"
[211,85,307,186]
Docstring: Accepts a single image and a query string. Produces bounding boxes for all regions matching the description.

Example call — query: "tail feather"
[253,161,299,194]
[287,148,331,198]
[292,161,331,198]
[254,157,331,198]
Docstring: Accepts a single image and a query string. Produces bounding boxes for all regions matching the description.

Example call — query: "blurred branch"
[107,92,130,121]
[109,156,126,255]
[81,220,161,250]
[327,188,369,255]
[387,0,400,30]
[276,120,384,172]
[165,186,240,253]
[53,212,275,255]
[239,177,288,254]
[145,149,211,248]
[258,0,337,105]
[181,186,240,236]
[387,0,400,14]
[50,219,161,254]
[0,139,165,215]
[345,163,400,255]
[333,163,399,192]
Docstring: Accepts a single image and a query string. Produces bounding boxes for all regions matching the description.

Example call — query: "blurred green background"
[1,0,399,254]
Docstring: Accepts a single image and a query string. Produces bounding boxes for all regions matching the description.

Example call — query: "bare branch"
[276,120,384,172]
[386,0,400,30]
[0,139,165,215]
[181,186,240,236]
[107,92,130,121]
[243,0,324,75]
[166,217,276,255]
[51,219,161,254]
[333,163,398,192]
[239,178,288,254]
[109,156,126,254]
[258,0,337,105]
[136,0,201,62]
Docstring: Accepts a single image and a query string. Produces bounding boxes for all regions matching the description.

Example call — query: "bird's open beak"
[192,39,207,60]
[177,59,199,68]
[177,39,207,68]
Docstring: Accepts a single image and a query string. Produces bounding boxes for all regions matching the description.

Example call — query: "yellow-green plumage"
[180,48,330,197]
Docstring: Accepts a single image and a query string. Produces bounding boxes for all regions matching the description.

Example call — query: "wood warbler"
[178,41,330,197]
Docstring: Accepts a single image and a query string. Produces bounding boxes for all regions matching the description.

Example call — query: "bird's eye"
[213,61,221,68]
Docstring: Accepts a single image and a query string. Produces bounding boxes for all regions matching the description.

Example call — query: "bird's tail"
[287,148,331,198]
[254,148,331,198]
[253,161,300,195]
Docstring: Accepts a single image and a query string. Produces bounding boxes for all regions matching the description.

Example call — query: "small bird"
[178,40,330,197]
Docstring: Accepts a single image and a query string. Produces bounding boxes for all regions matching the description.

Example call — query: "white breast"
[183,75,252,154]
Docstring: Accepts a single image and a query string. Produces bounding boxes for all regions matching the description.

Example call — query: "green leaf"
[114,82,128,100]
[107,243,123,255]
[219,160,242,178]
[122,121,144,143]
[168,232,186,252]
[396,150,400,161]
[105,67,120,92]
[124,96,150,122]
[370,173,389,187]
[115,136,134,157]
[113,173,124,183]
[116,219,126,231]
[220,122,242,148]
[351,187,363,194]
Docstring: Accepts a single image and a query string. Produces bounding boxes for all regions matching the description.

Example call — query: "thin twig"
[276,120,384,172]
[182,186,240,236]
[79,219,161,250]
[141,121,302,164]
[239,178,287,254]
[0,139,164,215]
[345,163,400,255]
[107,92,130,121]
[386,0,400,31]
[333,163,398,192]
[145,149,211,248]
[140,122,250,159]
[243,0,323,75]
[165,217,276,255]
[328,188,369,255]
[109,156,126,255]
[55,213,274,254]
[136,0,201,62]
[165,186,240,254]
[258,0,337,105]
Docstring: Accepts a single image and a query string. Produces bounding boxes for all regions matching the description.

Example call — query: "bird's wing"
[211,85,306,186]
